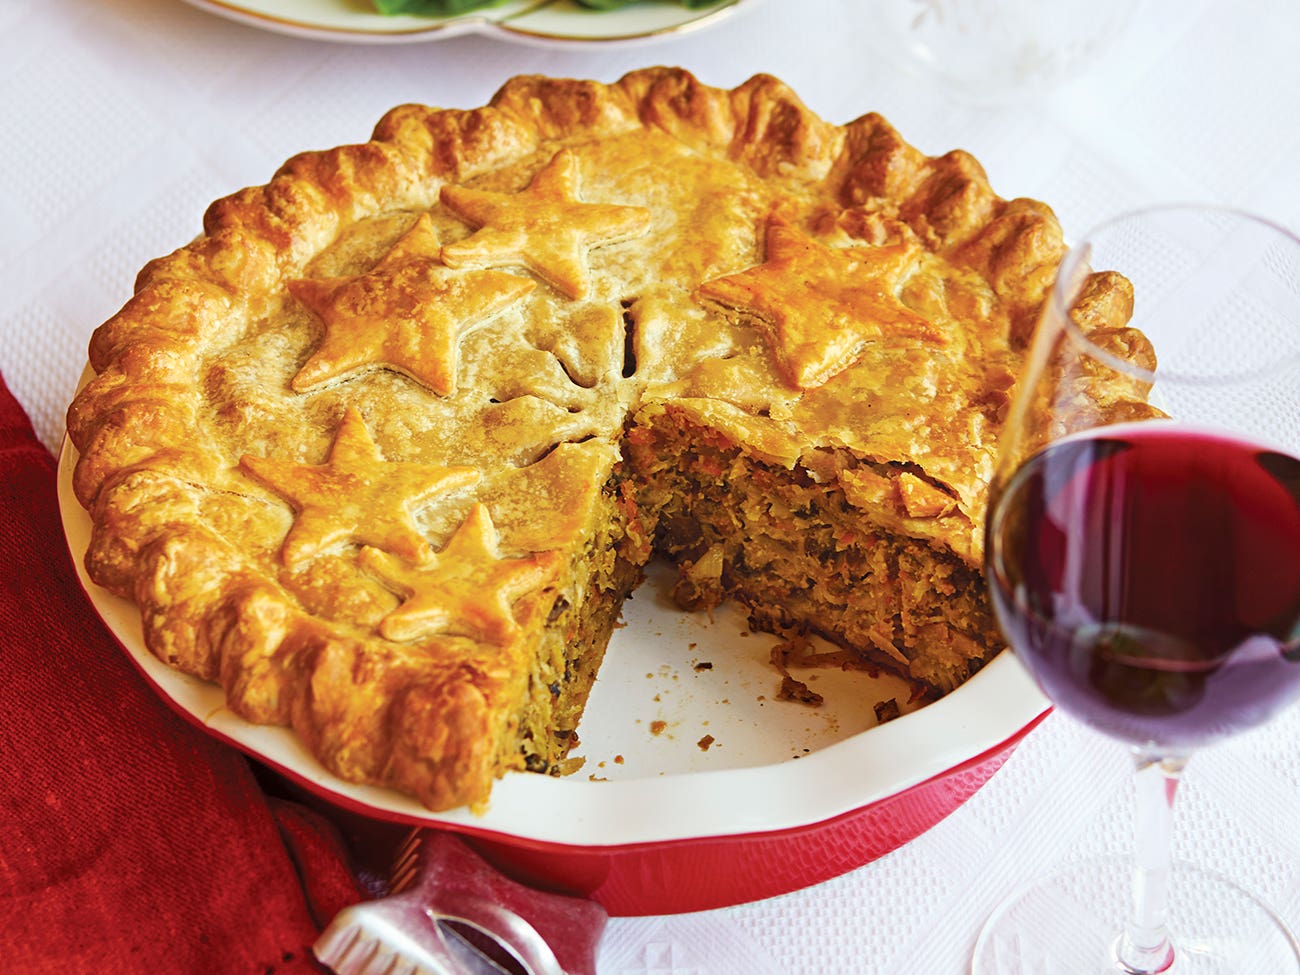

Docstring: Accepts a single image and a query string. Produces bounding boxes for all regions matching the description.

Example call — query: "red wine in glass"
[987,422,1300,750]
[973,204,1300,975]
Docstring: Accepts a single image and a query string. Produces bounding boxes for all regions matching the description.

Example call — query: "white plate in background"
[181,0,753,45]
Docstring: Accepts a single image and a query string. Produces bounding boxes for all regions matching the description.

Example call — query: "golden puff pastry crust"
[66,68,1149,811]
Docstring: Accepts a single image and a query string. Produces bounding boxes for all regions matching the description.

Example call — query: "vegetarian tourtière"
[65,68,1153,810]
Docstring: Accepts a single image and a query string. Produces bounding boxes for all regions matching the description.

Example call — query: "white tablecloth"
[4,1,1299,971]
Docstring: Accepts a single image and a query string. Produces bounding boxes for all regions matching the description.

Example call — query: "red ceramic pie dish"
[59,440,1048,917]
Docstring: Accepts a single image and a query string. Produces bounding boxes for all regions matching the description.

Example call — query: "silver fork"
[313,829,607,975]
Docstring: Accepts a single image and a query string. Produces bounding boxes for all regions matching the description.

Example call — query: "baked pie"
[65,68,1153,811]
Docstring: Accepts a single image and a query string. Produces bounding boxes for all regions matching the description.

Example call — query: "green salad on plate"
[374,0,719,14]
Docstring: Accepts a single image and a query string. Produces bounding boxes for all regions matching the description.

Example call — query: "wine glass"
[864,0,1135,105]
[972,204,1300,974]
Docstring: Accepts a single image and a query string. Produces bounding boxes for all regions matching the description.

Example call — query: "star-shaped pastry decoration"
[288,213,535,396]
[360,503,563,645]
[240,406,480,567]
[439,148,652,300]
[695,214,946,389]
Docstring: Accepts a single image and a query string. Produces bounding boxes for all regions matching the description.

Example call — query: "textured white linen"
[3,1,1298,971]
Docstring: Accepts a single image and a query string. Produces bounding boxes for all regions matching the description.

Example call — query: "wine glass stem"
[1115,748,1188,974]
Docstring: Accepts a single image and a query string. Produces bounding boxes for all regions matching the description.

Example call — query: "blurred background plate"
[180,0,753,45]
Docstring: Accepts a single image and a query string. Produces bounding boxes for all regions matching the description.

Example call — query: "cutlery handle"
[408,831,607,975]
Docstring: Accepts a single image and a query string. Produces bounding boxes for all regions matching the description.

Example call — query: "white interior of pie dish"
[58,440,1047,849]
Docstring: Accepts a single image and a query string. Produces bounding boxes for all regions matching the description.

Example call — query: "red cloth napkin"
[0,372,364,974]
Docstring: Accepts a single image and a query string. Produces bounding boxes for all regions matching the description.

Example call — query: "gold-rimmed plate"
[181,0,753,45]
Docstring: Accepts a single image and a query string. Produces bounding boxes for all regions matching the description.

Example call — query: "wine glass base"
[971,857,1300,974]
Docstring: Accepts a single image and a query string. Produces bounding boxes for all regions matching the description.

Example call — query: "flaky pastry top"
[65,68,1148,810]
